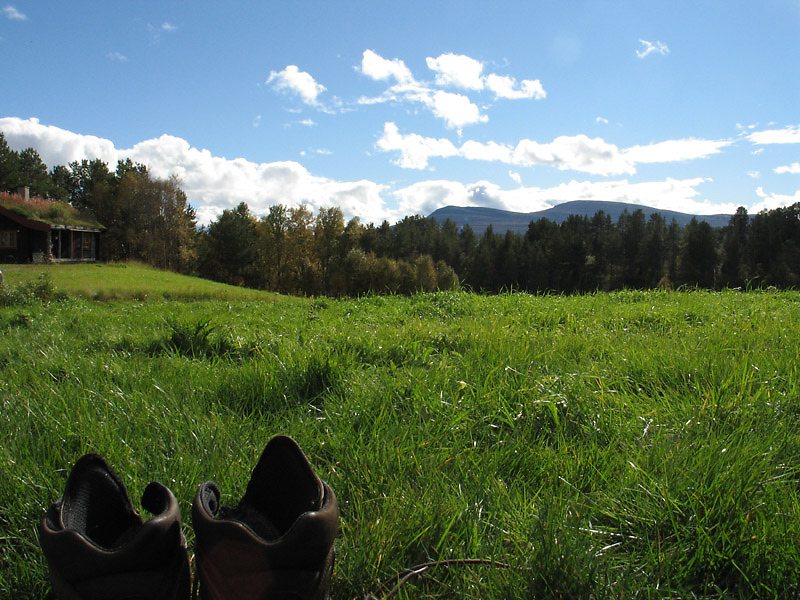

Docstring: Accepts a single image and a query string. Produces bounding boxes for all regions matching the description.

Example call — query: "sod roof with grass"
[0,191,104,230]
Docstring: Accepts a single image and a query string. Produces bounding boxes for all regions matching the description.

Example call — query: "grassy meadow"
[0,262,279,302]
[1,264,799,598]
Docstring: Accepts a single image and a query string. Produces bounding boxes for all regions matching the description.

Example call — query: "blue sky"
[2,1,799,225]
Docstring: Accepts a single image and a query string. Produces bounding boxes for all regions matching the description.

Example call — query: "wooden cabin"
[0,202,103,264]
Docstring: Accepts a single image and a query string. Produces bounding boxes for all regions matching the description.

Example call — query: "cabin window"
[0,230,17,249]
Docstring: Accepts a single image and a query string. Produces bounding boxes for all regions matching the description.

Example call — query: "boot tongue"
[61,454,141,549]
[240,436,323,537]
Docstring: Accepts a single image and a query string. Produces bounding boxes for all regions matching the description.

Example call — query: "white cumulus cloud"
[0,117,388,225]
[424,52,546,100]
[426,53,485,90]
[428,90,488,129]
[267,65,326,106]
[0,117,119,167]
[359,49,413,84]
[358,50,544,130]
[393,180,471,217]
[485,73,546,100]
[376,122,458,169]
[748,125,800,145]
[775,162,800,174]
[459,140,512,163]
[377,124,732,176]
[360,51,489,129]
[513,135,633,175]
[752,187,800,212]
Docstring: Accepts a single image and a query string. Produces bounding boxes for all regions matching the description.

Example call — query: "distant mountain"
[428,201,732,235]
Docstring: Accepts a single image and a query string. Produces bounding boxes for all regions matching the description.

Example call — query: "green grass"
[1,268,799,598]
[0,262,282,301]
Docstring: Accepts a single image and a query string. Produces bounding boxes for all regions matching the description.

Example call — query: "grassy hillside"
[0,262,282,302]
[1,280,799,598]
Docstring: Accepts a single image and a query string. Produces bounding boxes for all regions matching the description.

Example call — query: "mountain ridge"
[428,201,733,234]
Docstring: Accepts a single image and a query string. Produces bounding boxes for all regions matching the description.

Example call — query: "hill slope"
[429,201,732,234]
[0,262,283,302]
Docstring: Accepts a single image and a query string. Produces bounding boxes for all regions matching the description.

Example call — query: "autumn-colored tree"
[414,255,438,292]
[314,207,345,290]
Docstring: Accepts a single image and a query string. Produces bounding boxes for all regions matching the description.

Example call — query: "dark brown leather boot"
[39,453,190,600]
[192,435,338,600]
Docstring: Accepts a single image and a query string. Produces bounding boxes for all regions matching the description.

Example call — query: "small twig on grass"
[364,558,518,599]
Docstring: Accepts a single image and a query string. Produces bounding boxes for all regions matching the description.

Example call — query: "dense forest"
[2,132,800,295]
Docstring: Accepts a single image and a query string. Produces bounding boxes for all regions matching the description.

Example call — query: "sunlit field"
[2,265,799,598]
[0,262,280,302]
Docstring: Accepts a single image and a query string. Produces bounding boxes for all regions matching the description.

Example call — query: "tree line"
[1,133,198,272]
[197,202,459,295]
[198,199,800,295]
[3,133,800,295]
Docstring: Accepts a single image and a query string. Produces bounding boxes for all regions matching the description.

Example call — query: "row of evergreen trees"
[200,200,800,295]
[2,133,800,295]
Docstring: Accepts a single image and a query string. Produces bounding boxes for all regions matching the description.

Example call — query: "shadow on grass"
[216,353,347,415]
[144,317,259,361]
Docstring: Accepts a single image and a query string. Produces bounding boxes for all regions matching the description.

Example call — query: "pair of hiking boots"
[39,436,338,600]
